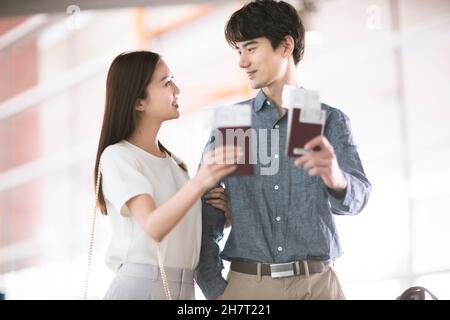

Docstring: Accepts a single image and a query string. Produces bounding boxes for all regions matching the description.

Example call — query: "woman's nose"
[173,82,180,95]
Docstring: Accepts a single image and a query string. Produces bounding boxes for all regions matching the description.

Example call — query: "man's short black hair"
[225,0,305,65]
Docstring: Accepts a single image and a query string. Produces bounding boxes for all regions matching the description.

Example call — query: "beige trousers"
[217,264,345,300]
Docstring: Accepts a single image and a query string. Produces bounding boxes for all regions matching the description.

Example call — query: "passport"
[211,104,255,176]
[283,86,326,157]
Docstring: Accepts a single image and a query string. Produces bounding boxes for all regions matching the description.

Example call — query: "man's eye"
[248,47,256,53]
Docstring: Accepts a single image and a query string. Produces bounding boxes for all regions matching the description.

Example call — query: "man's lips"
[246,70,257,79]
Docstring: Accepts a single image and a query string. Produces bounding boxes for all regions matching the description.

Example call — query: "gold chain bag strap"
[83,163,102,300]
[83,163,172,300]
[156,243,172,300]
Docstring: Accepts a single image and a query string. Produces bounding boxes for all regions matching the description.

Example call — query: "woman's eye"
[165,77,174,86]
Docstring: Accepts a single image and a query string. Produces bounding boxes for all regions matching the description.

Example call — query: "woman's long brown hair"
[94,51,186,215]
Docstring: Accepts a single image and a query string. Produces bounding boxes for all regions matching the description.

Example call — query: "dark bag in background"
[397,286,438,300]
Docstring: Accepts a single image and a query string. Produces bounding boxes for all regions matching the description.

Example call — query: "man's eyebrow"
[235,40,259,50]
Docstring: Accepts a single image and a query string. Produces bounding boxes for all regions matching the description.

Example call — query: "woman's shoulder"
[100,141,137,166]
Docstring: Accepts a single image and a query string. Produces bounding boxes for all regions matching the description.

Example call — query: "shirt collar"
[253,89,269,112]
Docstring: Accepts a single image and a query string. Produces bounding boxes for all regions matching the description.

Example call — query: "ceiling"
[0,0,228,17]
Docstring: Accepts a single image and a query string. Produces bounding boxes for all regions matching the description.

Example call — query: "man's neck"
[262,63,298,117]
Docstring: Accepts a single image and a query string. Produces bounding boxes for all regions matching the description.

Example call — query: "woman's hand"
[193,146,242,192]
[205,187,231,228]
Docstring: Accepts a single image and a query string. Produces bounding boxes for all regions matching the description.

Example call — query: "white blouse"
[100,140,201,272]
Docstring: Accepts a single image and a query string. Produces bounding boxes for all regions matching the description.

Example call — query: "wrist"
[330,172,347,198]
[190,174,208,195]
[335,174,347,190]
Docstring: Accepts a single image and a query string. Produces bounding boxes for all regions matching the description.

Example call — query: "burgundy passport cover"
[217,126,254,176]
[286,108,324,157]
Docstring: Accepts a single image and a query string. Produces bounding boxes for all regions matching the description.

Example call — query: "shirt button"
[275,124,280,129]
[277,246,283,252]
[275,216,281,222]
[274,154,279,159]
[274,185,279,190]
[267,101,271,106]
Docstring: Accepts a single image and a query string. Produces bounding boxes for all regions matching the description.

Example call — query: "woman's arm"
[127,146,240,242]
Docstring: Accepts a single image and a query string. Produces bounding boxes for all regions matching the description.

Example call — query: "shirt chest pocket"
[290,165,321,189]
[288,165,323,210]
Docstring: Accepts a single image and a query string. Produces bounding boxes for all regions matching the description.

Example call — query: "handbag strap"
[83,163,102,300]
[156,243,172,300]
[83,163,172,300]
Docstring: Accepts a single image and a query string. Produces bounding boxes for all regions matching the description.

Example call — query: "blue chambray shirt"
[194,90,372,299]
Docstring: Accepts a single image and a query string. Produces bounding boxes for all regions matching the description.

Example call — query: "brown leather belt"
[230,260,330,278]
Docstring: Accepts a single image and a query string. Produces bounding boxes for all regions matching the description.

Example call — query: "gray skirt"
[103,262,195,300]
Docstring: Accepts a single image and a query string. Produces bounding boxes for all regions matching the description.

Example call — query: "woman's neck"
[127,120,166,158]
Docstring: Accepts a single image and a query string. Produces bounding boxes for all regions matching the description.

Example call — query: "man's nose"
[239,53,250,69]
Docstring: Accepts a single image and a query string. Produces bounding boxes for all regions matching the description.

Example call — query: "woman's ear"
[135,99,145,111]
[282,35,295,58]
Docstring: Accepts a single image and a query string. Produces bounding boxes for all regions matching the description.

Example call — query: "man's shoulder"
[321,102,350,122]
[321,102,341,115]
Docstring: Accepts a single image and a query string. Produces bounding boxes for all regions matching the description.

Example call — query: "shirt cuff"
[199,276,228,300]
[327,172,353,211]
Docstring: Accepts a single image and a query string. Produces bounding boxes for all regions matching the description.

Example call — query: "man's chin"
[250,80,264,90]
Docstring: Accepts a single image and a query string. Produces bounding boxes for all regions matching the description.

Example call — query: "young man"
[195,0,372,300]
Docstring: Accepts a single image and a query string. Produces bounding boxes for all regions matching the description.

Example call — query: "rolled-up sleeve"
[325,109,372,215]
[195,200,228,299]
[194,133,228,299]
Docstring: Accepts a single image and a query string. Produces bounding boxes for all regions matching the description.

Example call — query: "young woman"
[94,51,238,300]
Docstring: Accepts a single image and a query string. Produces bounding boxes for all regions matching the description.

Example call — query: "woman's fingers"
[204,146,244,165]
[205,191,226,201]
[205,195,226,201]
[206,199,227,211]
[208,203,226,211]
[220,150,243,165]
[206,198,226,206]
[205,187,226,196]
[215,164,237,177]
[199,146,242,190]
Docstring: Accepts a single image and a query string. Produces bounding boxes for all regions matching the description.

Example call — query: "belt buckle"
[270,262,295,278]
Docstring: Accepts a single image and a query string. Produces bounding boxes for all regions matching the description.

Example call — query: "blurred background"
[0,0,449,300]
